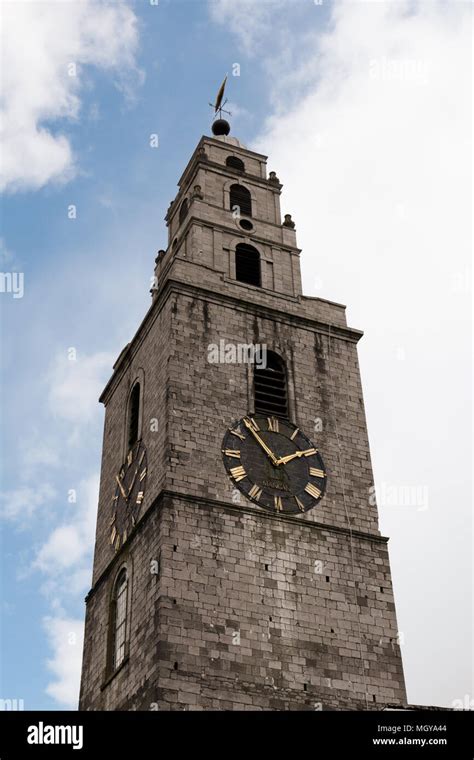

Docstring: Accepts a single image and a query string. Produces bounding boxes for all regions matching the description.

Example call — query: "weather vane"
[209,75,232,121]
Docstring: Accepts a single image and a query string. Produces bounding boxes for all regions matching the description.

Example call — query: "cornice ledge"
[99,277,363,405]
[84,489,388,603]
[163,490,387,543]
[167,278,364,342]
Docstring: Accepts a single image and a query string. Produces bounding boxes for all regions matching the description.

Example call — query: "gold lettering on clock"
[249,484,262,500]
[230,465,246,482]
[305,483,321,499]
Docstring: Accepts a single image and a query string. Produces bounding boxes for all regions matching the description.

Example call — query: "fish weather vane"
[209,75,232,121]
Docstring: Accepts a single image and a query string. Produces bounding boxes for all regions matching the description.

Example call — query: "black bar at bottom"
[0,709,473,757]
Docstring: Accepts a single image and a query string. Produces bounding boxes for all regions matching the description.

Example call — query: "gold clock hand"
[242,417,279,465]
[275,448,317,466]
[127,467,139,497]
[115,474,128,500]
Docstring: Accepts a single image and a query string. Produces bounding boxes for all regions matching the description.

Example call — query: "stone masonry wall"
[165,288,380,535]
[79,496,406,710]
[80,282,407,710]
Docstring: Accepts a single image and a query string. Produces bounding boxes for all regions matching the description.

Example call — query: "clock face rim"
[111,439,148,551]
[222,415,327,515]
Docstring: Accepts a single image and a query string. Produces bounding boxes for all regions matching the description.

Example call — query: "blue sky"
[1,0,471,710]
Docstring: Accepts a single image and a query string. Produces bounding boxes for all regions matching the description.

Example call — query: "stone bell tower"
[79,116,407,711]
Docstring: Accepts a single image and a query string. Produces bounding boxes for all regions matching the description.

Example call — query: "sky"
[0,0,471,710]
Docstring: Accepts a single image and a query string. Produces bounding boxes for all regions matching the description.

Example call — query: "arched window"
[128,383,140,448]
[254,351,288,419]
[235,243,261,287]
[179,198,188,225]
[111,568,128,670]
[230,184,252,217]
[226,156,245,172]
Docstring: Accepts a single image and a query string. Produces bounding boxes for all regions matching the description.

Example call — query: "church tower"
[79,117,407,711]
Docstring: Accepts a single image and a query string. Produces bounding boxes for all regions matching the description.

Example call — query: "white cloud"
[19,432,60,479]
[4,345,113,705]
[34,473,98,581]
[0,0,141,192]
[0,238,15,267]
[1,347,111,528]
[209,0,289,55]
[218,0,471,708]
[43,616,84,709]
[47,350,114,426]
[36,526,85,572]
[0,483,56,522]
[37,474,98,707]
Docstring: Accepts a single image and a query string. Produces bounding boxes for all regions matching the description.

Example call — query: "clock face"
[110,440,147,552]
[222,415,327,515]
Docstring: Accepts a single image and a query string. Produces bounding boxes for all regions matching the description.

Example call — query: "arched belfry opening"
[235,243,261,287]
[128,383,140,448]
[179,198,188,225]
[230,184,252,217]
[254,351,289,419]
[226,156,245,172]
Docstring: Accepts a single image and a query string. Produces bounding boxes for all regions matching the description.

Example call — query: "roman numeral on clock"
[248,484,262,501]
[295,496,305,512]
[305,483,322,499]
[136,491,144,504]
[274,496,283,511]
[222,449,241,459]
[139,467,147,481]
[230,428,245,440]
[267,416,279,432]
[304,448,318,457]
[309,467,325,478]
[244,417,260,432]
[230,465,246,482]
